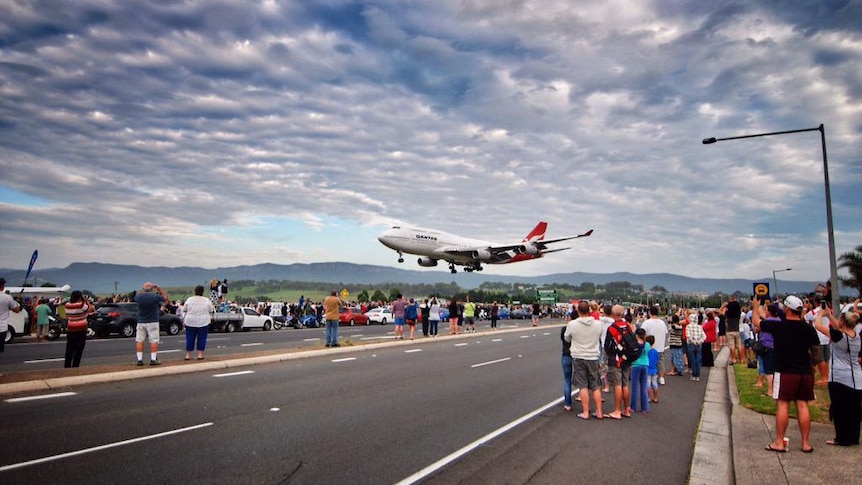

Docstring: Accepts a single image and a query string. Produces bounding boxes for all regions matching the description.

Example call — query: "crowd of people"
[559,292,862,452]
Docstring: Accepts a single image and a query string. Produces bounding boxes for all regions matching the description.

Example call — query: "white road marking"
[492,339,503,342]
[5,392,77,403]
[241,343,264,347]
[455,343,469,347]
[520,335,530,339]
[304,338,321,342]
[213,371,255,378]
[361,336,395,341]
[542,332,551,336]
[404,349,422,353]
[158,349,181,354]
[395,397,564,485]
[332,357,357,363]
[0,422,213,472]
[24,358,65,364]
[471,358,511,368]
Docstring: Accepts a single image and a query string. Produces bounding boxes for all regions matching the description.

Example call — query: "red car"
[339,306,370,326]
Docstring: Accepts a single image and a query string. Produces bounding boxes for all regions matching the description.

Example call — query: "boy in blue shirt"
[630,328,651,413]
[646,335,660,403]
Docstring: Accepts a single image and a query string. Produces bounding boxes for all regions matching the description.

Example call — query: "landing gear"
[449,263,457,274]
[397,251,404,263]
[463,263,483,273]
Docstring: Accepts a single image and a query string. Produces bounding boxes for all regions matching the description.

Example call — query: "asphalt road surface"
[0,327,707,484]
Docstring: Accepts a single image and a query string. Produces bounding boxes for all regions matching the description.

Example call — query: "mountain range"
[0,262,822,296]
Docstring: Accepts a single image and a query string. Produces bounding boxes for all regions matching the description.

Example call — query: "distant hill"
[0,262,822,296]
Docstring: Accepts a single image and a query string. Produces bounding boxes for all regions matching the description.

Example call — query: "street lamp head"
[702,137,717,145]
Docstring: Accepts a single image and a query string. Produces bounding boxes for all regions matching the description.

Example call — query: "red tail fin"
[522,222,547,242]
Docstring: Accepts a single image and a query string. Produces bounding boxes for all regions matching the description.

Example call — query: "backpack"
[609,324,642,363]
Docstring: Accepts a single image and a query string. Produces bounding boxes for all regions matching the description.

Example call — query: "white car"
[364,307,392,325]
[239,307,273,331]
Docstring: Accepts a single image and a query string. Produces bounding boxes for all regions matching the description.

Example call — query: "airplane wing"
[486,229,594,253]
[440,229,593,262]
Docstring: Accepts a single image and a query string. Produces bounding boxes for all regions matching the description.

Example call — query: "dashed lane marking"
[471,357,511,368]
[213,371,255,378]
[5,392,77,403]
[0,422,214,472]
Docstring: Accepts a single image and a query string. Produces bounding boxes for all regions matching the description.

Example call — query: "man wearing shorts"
[564,301,604,419]
[391,293,407,340]
[722,295,743,364]
[134,282,168,366]
[753,295,819,453]
[603,305,633,419]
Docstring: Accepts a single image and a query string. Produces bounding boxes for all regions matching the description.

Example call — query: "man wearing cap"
[0,278,22,355]
[752,295,820,453]
[134,282,169,366]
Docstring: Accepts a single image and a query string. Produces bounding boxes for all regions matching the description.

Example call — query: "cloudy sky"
[1,0,860,284]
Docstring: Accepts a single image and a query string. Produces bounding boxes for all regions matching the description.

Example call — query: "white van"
[3,285,71,343]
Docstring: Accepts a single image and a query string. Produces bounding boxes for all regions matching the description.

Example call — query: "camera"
[821,301,827,309]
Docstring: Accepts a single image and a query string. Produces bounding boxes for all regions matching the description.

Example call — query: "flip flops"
[602,413,621,420]
[765,444,787,452]
[801,447,814,453]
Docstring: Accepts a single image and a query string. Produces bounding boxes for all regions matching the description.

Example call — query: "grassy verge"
[733,364,831,424]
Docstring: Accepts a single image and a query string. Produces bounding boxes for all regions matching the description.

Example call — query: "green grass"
[733,364,830,424]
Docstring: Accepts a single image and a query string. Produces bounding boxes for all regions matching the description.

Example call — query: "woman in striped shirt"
[64,291,93,368]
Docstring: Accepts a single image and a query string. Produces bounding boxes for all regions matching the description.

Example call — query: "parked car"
[87,303,182,338]
[364,307,392,325]
[339,306,370,326]
[238,306,274,331]
[510,308,532,319]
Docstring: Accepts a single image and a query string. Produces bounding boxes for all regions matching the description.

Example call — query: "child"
[646,335,660,403]
[667,315,686,376]
[630,328,651,413]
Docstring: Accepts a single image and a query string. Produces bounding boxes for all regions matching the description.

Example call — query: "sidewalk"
[726,357,859,485]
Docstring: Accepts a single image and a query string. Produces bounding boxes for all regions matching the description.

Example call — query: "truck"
[210,304,273,332]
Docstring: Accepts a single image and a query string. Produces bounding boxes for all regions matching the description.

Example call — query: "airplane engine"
[516,243,539,255]
[417,257,438,267]
[471,248,493,261]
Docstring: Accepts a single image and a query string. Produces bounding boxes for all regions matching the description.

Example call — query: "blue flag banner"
[24,249,38,283]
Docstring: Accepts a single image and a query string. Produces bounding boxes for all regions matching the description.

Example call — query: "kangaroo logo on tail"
[522,222,548,243]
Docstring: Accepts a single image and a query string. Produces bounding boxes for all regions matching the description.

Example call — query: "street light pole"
[703,124,839,309]
[772,268,792,298]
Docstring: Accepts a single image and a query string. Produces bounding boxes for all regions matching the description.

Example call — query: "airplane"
[377,222,593,274]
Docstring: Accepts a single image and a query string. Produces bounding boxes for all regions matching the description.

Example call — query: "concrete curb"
[0,324,546,396]
[689,347,734,485]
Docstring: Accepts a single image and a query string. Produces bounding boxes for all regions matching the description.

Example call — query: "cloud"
[0,0,860,284]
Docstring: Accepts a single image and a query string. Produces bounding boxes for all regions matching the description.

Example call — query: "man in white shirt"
[0,277,22,356]
[640,306,669,384]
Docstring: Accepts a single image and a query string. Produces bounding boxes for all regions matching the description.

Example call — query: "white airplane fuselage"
[378,226,517,265]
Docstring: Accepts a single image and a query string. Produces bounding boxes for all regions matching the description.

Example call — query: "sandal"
[764,444,787,453]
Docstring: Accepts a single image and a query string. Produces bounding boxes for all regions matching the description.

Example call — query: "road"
[0,326,707,484]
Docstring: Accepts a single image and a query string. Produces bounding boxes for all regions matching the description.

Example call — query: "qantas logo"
[416,234,438,241]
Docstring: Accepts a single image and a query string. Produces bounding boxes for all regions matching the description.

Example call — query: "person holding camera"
[752,295,820,453]
[134,282,168,366]
[813,301,862,446]
[64,290,94,368]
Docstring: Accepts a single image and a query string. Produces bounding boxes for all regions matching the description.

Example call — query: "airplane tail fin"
[522,221,548,242]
